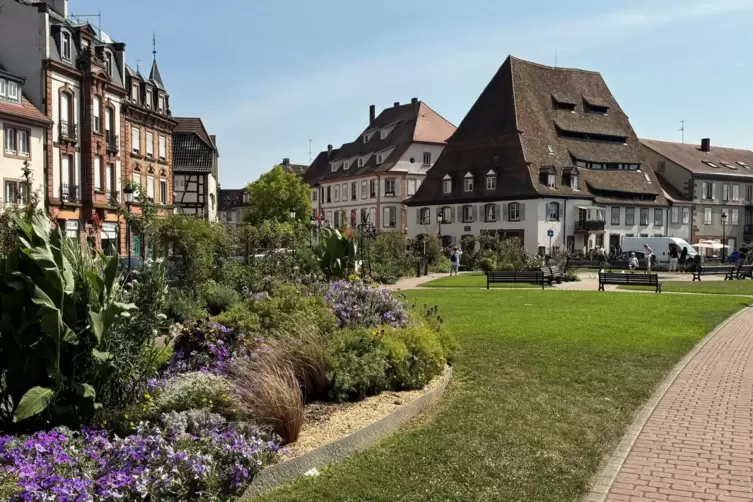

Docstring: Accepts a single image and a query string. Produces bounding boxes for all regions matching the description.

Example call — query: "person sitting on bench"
[628,252,639,272]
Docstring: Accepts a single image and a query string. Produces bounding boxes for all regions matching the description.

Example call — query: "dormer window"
[584,98,609,114]
[131,83,138,102]
[540,167,556,188]
[376,153,383,164]
[145,88,152,108]
[105,52,112,77]
[463,173,474,192]
[442,176,451,194]
[158,94,165,113]
[0,79,20,104]
[61,31,71,61]
[331,163,338,172]
[547,174,556,188]
[343,161,349,170]
[570,173,579,190]
[380,129,388,140]
[358,157,364,168]
[486,175,496,190]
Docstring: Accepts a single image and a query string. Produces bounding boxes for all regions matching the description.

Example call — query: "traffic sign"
[547,229,554,237]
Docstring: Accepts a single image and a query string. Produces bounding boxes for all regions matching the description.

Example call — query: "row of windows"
[700,182,752,203]
[331,152,431,172]
[315,178,422,203]
[541,171,580,190]
[702,207,740,226]
[320,208,393,228]
[131,127,167,160]
[130,83,166,113]
[419,202,525,225]
[0,78,20,104]
[130,172,169,205]
[442,174,497,194]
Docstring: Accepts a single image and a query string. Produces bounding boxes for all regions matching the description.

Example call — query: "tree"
[245,165,311,225]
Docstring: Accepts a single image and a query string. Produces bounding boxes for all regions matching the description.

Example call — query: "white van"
[621,237,697,263]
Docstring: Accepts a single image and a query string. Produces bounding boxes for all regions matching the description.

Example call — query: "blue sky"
[72,0,753,188]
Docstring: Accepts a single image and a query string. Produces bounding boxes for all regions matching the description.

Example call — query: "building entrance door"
[609,234,621,255]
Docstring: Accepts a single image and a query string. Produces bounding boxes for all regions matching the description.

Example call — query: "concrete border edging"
[243,365,453,499]
[583,307,750,502]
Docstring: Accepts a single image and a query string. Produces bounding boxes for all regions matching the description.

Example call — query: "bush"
[168,321,251,376]
[326,329,389,402]
[325,280,409,329]
[479,256,497,273]
[497,261,515,271]
[154,372,234,415]
[164,290,207,323]
[200,280,242,315]
[215,302,261,333]
[370,232,414,281]
[431,255,452,273]
[230,357,304,444]
[247,282,337,338]
[383,325,446,390]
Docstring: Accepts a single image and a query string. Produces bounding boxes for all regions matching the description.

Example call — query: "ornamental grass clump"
[325,280,409,329]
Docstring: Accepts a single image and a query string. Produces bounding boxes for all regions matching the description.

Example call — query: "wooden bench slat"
[598,272,661,293]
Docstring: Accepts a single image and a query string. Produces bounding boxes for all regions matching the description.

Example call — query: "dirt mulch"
[284,369,447,459]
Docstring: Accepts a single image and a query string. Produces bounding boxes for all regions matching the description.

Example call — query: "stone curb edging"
[243,365,453,499]
[582,307,750,502]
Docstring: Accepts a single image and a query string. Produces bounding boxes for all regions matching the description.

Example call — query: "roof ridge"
[509,55,602,75]
[413,101,456,138]
[641,138,753,152]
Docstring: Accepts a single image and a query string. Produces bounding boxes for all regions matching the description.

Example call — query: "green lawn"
[619,280,753,295]
[423,272,541,288]
[250,291,746,502]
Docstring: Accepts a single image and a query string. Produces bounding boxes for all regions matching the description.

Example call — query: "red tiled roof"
[0,95,51,126]
[641,139,753,178]
[413,103,456,144]
[173,117,215,150]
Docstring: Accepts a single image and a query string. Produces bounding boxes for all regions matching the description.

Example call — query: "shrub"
[164,290,207,323]
[497,261,515,271]
[215,302,262,333]
[200,280,242,315]
[154,372,234,415]
[370,232,414,281]
[326,329,389,402]
[160,408,227,435]
[325,280,409,329]
[247,282,337,338]
[168,321,251,376]
[230,357,304,444]
[382,325,446,390]
[431,255,452,273]
[479,256,497,273]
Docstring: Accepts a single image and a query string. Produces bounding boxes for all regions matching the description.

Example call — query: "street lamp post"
[124,186,134,268]
[722,211,728,262]
[437,213,444,240]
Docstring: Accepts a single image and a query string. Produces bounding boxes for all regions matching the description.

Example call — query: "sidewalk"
[384,272,455,291]
[588,307,753,501]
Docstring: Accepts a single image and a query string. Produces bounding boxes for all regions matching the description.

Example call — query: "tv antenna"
[554,48,558,68]
[678,120,686,144]
[309,138,313,163]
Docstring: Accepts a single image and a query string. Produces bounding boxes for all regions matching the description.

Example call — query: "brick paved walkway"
[596,307,753,501]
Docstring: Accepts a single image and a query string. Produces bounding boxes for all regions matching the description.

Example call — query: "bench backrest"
[487,271,542,280]
[550,266,562,276]
[699,266,734,274]
[599,272,659,285]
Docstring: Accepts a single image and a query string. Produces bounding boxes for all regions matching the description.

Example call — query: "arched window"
[59,91,74,140]
[547,202,560,221]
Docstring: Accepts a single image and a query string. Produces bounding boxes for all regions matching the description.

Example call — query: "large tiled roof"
[0,94,51,127]
[280,163,308,176]
[174,117,215,149]
[641,139,753,178]
[409,56,665,206]
[303,100,455,186]
[172,117,216,173]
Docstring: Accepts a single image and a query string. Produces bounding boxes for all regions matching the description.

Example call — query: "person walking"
[449,246,462,276]
[669,245,679,272]
[644,243,654,273]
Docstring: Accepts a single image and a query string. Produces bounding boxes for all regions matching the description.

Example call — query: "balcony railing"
[106,132,119,153]
[574,220,606,232]
[60,183,79,202]
[59,121,78,142]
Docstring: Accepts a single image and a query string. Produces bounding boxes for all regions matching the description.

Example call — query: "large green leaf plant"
[315,228,357,278]
[0,214,136,429]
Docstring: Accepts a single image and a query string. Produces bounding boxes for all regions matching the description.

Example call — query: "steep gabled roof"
[280,162,309,176]
[149,59,165,90]
[174,117,215,149]
[219,188,252,211]
[641,139,753,178]
[304,100,455,186]
[409,56,665,206]
[173,118,216,173]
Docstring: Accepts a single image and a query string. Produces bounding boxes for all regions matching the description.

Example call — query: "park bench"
[486,271,547,290]
[546,266,564,284]
[598,272,662,293]
[692,265,735,281]
[736,264,753,280]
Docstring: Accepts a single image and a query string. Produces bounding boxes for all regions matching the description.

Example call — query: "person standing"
[449,246,462,276]
[679,246,688,271]
[644,243,654,273]
[669,245,679,272]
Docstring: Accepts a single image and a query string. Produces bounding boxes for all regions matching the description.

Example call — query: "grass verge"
[619,281,753,295]
[249,290,746,502]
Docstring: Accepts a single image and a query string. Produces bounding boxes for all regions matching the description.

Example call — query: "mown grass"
[249,290,746,502]
[620,280,753,295]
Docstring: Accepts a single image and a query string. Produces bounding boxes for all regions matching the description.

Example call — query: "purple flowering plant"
[325,280,409,329]
[166,320,259,376]
[0,421,283,501]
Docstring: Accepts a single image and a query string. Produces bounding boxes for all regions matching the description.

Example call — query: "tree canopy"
[245,166,311,225]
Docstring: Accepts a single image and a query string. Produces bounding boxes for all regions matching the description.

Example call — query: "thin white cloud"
[212,0,753,185]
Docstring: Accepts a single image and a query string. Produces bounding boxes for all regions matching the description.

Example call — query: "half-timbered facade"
[122,58,176,256]
[172,117,219,220]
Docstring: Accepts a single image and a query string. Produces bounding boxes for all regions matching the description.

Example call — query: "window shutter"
[520,203,526,220]
[450,207,455,223]
[394,178,401,198]
[416,209,421,225]
[701,182,707,199]
[503,204,509,221]
[472,205,477,222]
[712,183,717,200]
[495,203,501,222]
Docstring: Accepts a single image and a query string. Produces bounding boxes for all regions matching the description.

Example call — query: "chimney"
[327,144,333,158]
[282,158,290,166]
[394,102,400,108]
[700,138,711,152]
[43,0,68,17]
[369,105,376,124]
[411,97,419,114]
